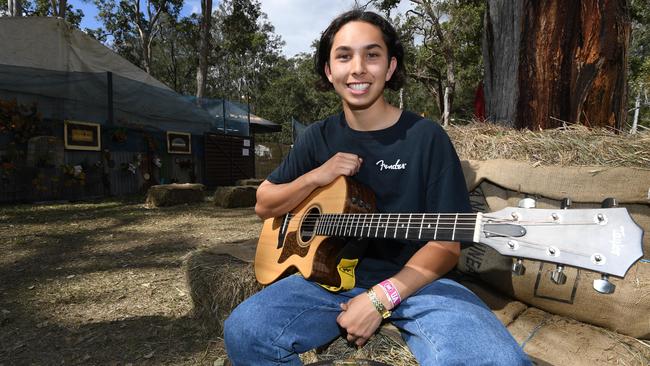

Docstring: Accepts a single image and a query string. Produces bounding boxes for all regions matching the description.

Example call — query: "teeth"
[349,83,369,91]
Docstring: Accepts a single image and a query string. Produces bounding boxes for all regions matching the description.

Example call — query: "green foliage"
[149,13,201,94]
[628,0,650,129]
[0,0,84,27]
[89,0,184,70]
[377,0,485,123]
[208,0,284,101]
[255,54,340,144]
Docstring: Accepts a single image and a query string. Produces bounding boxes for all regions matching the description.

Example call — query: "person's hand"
[336,292,382,347]
[308,152,362,187]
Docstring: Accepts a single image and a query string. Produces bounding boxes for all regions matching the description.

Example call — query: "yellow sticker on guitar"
[319,258,358,292]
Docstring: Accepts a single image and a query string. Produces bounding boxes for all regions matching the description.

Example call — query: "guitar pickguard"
[277,231,309,264]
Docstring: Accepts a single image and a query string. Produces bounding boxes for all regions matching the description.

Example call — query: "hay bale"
[300,333,417,366]
[183,249,262,333]
[448,123,650,168]
[235,178,264,187]
[508,308,650,366]
[145,183,205,208]
[213,186,257,208]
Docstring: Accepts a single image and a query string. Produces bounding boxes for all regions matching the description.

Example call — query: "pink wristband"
[379,279,401,307]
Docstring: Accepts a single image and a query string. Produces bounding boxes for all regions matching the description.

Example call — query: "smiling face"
[325,21,397,113]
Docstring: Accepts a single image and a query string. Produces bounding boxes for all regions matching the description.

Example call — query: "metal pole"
[247,92,251,137]
[107,72,114,125]
[222,98,226,135]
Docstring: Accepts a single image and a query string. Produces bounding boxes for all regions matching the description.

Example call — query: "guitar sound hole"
[300,207,320,243]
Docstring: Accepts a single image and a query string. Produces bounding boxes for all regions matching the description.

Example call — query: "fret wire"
[337,214,342,236]
[355,214,360,237]
[348,214,354,236]
[434,215,440,240]
[326,214,330,235]
[406,214,412,239]
[373,214,379,238]
[393,214,400,239]
[383,214,389,238]
[452,213,458,240]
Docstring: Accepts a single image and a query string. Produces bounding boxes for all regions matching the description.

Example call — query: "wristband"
[379,279,401,307]
[366,288,391,319]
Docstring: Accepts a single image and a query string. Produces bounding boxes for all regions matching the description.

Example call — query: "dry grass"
[0,197,260,365]
[184,249,262,334]
[448,123,650,168]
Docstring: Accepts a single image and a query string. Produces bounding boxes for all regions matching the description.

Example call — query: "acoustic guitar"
[254,176,644,293]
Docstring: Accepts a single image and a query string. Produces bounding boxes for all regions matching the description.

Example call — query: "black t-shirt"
[267,110,471,287]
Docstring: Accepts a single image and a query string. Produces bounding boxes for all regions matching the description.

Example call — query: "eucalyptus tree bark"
[49,0,67,18]
[483,0,630,129]
[196,0,212,100]
[413,0,456,127]
[8,0,23,16]
[132,0,165,74]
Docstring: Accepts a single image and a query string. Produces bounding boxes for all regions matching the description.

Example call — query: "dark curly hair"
[314,9,406,91]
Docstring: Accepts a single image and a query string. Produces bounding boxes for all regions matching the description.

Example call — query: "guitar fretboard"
[304,213,479,242]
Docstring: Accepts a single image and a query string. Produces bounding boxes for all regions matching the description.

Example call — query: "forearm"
[254,174,319,220]
[375,241,460,310]
[255,153,363,220]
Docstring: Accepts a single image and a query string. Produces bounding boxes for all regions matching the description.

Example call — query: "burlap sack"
[507,308,650,365]
[458,160,650,338]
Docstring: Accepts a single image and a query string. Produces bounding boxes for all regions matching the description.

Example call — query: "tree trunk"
[483,0,630,130]
[8,0,23,16]
[59,0,67,19]
[630,91,640,134]
[196,0,212,100]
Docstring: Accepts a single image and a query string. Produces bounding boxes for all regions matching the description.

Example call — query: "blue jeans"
[224,275,531,365]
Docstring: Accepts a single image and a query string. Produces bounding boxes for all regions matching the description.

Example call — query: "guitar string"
[288,222,595,260]
[289,213,600,227]
[283,215,601,259]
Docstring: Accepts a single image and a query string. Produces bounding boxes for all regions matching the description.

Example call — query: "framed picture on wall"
[167,131,191,154]
[64,120,101,151]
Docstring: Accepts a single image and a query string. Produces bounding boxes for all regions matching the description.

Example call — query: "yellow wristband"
[367,288,391,319]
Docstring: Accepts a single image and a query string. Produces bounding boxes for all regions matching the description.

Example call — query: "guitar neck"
[309,213,480,242]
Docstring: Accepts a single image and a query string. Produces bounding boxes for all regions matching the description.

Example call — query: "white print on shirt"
[376,159,407,171]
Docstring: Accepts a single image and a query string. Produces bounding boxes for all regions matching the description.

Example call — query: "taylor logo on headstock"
[610,226,624,256]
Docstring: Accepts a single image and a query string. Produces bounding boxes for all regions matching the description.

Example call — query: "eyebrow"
[334,43,384,52]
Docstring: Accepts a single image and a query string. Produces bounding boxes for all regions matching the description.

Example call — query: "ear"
[385,57,397,82]
[325,62,333,83]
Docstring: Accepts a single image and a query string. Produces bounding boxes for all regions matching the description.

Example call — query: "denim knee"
[224,305,255,357]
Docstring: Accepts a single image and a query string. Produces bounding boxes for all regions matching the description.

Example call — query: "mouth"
[347,82,370,93]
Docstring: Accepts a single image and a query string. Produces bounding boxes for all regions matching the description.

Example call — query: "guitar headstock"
[479,206,644,279]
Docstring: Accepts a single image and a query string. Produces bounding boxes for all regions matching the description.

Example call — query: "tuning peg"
[518,198,536,209]
[593,274,616,294]
[550,265,567,285]
[601,197,618,208]
[561,198,572,209]
[512,258,526,276]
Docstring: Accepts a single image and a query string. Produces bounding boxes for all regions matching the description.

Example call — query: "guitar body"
[255,176,376,287]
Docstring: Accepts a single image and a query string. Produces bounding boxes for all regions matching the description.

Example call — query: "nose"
[351,53,366,75]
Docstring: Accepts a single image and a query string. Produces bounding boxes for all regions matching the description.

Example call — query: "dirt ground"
[0,195,261,365]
